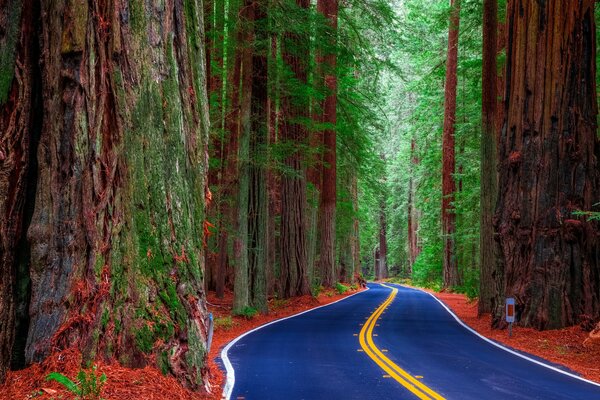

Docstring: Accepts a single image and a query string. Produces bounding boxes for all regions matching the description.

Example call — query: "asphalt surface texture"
[223,283,600,399]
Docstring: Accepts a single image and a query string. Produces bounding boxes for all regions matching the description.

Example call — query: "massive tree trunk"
[442,0,461,288]
[0,0,211,388]
[316,0,338,288]
[279,0,311,298]
[493,0,600,330]
[479,0,498,315]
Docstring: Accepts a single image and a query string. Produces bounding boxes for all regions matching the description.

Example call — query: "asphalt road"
[221,283,600,400]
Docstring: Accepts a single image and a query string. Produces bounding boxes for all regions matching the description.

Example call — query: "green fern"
[46,372,80,395]
[46,365,106,400]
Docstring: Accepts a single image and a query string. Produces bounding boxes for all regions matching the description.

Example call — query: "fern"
[46,372,80,395]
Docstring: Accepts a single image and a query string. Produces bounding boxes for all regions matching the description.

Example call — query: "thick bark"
[442,0,461,288]
[279,0,311,298]
[1,0,211,388]
[493,0,600,329]
[0,0,38,379]
[317,0,338,288]
[479,0,498,315]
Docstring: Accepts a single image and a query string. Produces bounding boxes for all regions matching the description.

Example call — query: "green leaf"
[46,372,81,395]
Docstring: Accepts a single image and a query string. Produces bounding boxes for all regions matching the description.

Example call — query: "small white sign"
[506,297,515,323]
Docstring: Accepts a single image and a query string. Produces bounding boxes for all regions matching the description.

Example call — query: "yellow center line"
[358,284,445,400]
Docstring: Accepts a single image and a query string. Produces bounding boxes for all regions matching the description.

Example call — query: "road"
[221,283,600,399]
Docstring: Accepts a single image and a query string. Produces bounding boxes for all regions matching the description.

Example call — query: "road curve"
[221,283,600,399]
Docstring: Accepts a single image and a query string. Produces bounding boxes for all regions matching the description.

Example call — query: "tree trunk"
[479,0,498,315]
[317,0,338,288]
[350,173,361,279]
[0,0,39,379]
[279,0,311,298]
[266,32,280,297]
[493,0,600,330]
[407,138,420,272]
[442,0,461,288]
[376,202,388,280]
[1,0,211,388]
[248,0,269,313]
[205,0,226,297]
[233,0,255,314]
[218,0,243,299]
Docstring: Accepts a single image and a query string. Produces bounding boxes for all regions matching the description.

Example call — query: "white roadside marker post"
[506,297,515,338]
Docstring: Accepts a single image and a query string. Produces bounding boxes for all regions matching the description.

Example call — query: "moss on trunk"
[1,0,211,389]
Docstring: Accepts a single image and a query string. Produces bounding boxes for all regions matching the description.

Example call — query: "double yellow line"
[359,284,445,400]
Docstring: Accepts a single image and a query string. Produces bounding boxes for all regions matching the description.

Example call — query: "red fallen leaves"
[1,286,363,400]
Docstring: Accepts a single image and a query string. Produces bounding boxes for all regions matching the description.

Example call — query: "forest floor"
[3,283,599,399]
[0,286,363,400]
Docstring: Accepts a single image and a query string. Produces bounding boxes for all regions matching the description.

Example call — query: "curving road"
[221,283,600,399]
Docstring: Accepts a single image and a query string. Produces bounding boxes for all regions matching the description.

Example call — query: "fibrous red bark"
[442,0,461,288]
[1,0,211,388]
[280,0,311,298]
[493,0,600,330]
[479,0,499,315]
[316,0,338,287]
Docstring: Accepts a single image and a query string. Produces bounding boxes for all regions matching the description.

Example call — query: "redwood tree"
[248,0,269,313]
[442,0,461,288]
[479,0,498,315]
[232,0,254,314]
[0,0,210,387]
[493,0,600,329]
[316,0,338,287]
[279,0,311,297]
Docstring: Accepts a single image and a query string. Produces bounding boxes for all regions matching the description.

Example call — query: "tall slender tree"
[493,0,600,329]
[279,0,311,298]
[442,0,461,288]
[479,0,498,314]
[233,0,256,314]
[248,0,269,313]
[407,138,421,271]
[316,0,339,287]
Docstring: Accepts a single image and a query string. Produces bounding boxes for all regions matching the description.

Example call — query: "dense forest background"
[203,0,600,325]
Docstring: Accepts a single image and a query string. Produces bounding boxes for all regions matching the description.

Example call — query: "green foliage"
[335,282,349,295]
[214,316,234,330]
[46,365,107,400]
[236,306,258,319]
[573,204,600,221]
[311,284,324,298]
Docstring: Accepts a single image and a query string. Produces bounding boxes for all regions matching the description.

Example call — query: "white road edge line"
[394,284,600,389]
[220,286,371,400]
